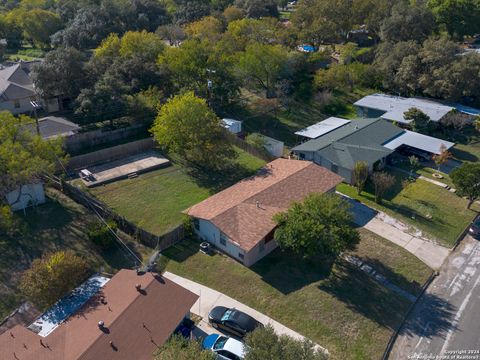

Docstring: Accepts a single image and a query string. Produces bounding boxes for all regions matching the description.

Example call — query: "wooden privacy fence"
[227,133,275,162]
[48,177,184,250]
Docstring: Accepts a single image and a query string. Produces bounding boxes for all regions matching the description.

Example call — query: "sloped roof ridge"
[77,271,155,360]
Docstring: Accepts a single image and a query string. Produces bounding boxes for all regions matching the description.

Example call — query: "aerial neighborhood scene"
[1,0,480,359]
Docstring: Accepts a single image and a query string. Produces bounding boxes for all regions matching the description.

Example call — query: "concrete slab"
[81,151,170,187]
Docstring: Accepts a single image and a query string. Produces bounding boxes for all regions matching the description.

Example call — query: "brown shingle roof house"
[186,158,343,267]
[0,269,198,360]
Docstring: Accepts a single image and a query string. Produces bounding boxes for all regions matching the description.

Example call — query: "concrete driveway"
[340,193,451,270]
[164,271,328,354]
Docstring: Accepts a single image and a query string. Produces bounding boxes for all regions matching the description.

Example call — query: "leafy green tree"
[159,39,240,110]
[450,162,480,209]
[432,144,452,171]
[274,193,359,259]
[32,47,87,101]
[0,112,64,215]
[404,108,431,133]
[151,92,236,169]
[20,250,90,309]
[408,155,420,177]
[371,171,395,204]
[314,63,378,92]
[238,43,289,98]
[245,133,267,149]
[185,15,225,42]
[292,0,356,45]
[352,161,369,195]
[9,8,63,47]
[223,5,245,22]
[428,0,480,39]
[154,334,215,360]
[380,2,435,43]
[245,324,327,360]
[234,0,278,18]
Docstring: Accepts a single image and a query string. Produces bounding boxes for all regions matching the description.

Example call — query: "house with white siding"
[185,158,343,267]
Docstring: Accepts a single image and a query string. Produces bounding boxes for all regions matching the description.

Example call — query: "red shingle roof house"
[0,269,198,360]
[186,158,343,267]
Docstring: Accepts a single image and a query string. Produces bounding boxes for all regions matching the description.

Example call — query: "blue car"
[202,333,246,360]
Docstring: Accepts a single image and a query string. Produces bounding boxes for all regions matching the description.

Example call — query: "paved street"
[390,235,480,359]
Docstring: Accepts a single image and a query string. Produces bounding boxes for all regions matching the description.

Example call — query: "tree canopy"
[274,193,359,258]
[245,324,327,360]
[151,92,236,169]
[450,162,480,209]
[20,250,90,309]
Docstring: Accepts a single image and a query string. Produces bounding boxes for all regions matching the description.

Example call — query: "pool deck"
[81,151,171,188]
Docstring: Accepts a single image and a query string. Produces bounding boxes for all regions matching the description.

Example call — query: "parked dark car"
[469,217,480,239]
[208,307,262,337]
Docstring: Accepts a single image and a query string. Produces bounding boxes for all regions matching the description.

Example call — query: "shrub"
[87,220,117,250]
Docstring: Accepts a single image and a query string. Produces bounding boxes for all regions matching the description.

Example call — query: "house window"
[193,218,199,231]
[238,253,244,260]
[220,232,227,246]
[259,241,265,253]
[14,100,20,109]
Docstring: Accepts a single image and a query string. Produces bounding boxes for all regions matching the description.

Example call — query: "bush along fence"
[227,132,276,162]
[46,176,184,251]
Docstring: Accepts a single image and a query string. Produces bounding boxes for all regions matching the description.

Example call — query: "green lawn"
[0,188,148,320]
[163,229,432,360]
[338,170,479,247]
[88,147,266,236]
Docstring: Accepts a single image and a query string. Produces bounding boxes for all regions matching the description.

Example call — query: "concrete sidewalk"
[341,193,450,270]
[164,271,328,354]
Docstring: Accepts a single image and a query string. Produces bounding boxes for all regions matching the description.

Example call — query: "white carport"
[383,130,455,155]
[295,117,350,139]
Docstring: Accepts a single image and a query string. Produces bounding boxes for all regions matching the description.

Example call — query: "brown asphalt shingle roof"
[0,269,198,360]
[187,158,343,251]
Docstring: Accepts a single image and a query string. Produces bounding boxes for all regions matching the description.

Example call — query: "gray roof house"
[0,61,38,115]
[0,60,62,115]
[354,93,480,125]
[292,118,454,184]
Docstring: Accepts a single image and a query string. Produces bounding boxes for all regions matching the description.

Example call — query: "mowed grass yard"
[0,189,149,320]
[338,169,479,247]
[163,229,433,360]
[88,147,266,235]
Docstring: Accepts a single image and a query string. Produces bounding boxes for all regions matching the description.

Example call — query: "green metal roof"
[293,118,405,169]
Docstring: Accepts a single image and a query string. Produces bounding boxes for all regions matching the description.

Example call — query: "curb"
[381,271,438,360]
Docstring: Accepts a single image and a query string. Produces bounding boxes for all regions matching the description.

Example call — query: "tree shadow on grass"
[185,162,271,193]
[451,147,478,162]
[250,248,335,295]
[399,293,458,339]
[319,260,456,337]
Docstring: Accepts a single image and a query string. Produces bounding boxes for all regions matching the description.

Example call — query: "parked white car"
[202,333,246,360]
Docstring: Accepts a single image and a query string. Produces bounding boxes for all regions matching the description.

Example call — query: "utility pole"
[29,100,42,136]
[206,68,216,108]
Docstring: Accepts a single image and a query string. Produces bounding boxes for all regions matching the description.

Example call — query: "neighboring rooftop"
[383,130,455,155]
[295,117,351,139]
[0,269,198,360]
[186,158,343,251]
[354,94,455,124]
[25,116,80,139]
[0,61,38,101]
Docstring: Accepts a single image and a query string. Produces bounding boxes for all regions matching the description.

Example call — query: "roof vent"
[98,320,105,328]
[135,284,142,291]
[256,201,260,208]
